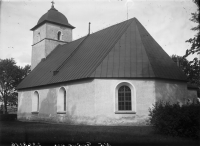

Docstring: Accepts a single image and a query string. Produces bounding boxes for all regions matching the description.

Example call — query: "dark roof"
[17,18,187,90]
[31,6,75,30]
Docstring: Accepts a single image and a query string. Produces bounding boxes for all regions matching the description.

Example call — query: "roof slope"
[17,18,187,90]
[90,19,155,78]
[90,18,187,80]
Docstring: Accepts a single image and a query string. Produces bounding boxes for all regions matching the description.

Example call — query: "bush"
[149,101,200,139]
[0,114,17,121]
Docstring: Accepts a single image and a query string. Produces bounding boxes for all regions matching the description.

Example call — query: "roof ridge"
[54,35,89,74]
[45,44,61,59]
[29,44,61,73]
[88,18,135,78]
[47,35,89,59]
[38,36,86,63]
[135,19,187,81]
[66,18,135,45]
[17,17,188,90]
[88,18,135,36]
[135,19,156,77]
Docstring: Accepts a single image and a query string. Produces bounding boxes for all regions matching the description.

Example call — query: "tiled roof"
[17,18,187,90]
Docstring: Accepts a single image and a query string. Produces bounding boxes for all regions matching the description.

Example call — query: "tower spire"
[51,1,55,8]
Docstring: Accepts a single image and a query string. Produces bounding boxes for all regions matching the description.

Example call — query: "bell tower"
[30,2,75,70]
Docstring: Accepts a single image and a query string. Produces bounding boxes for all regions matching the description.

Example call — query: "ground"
[0,121,199,146]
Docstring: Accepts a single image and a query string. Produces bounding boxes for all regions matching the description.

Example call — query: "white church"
[17,3,198,125]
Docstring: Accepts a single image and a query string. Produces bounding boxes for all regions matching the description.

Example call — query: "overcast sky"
[0,0,199,67]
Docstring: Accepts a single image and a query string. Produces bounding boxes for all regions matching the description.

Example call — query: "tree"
[171,55,191,76]
[0,58,31,114]
[181,0,200,96]
[171,55,200,86]
[171,55,200,97]
[186,58,200,87]
[184,0,200,57]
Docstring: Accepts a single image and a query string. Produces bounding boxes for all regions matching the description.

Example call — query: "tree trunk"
[3,96,8,114]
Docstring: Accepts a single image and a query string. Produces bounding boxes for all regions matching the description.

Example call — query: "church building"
[17,3,197,125]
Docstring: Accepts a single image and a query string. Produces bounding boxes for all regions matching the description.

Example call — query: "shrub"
[149,101,200,139]
[0,114,17,121]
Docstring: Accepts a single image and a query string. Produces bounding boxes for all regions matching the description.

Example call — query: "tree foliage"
[171,55,200,87]
[172,0,200,97]
[0,58,31,114]
[149,101,200,139]
[184,0,200,57]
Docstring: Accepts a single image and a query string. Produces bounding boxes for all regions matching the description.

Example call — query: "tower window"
[57,31,62,40]
[38,32,41,41]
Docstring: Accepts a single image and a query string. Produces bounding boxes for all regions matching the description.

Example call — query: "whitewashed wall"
[18,79,189,125]
[155,80,188,105]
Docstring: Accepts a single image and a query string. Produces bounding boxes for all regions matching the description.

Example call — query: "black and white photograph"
[0,0,199,145]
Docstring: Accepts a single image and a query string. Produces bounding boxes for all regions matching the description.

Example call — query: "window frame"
[118,85,132,111]
[32,91,39,114]
[57,87,67,114]
[115,82,136,114]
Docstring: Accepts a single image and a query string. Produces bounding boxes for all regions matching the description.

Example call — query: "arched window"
[115,82,136,114]
[118,86,131,110]
[32,91,39,112]
[57,87,66,113]
[57,31,61,40]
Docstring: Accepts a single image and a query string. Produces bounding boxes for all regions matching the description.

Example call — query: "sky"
[0,0,199,67]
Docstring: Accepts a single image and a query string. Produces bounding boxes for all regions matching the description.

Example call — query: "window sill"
[57,111,66,114]
[115,111,136,114]
[31,111,39,114]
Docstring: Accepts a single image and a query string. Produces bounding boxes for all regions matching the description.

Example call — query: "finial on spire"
[51,1,55,8]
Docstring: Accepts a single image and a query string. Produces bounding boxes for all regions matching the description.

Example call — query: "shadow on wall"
[18,79,95,124]
[38,88,57,122]
[18,91,32,121]
[18,79,151,125]
[18,88,57,122]
[155,80,187,105]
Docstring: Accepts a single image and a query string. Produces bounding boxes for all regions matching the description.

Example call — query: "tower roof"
[31,5,75,30]
[18,18,187,90]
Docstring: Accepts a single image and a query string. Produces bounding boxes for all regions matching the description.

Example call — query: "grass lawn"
[0,121,199,146]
